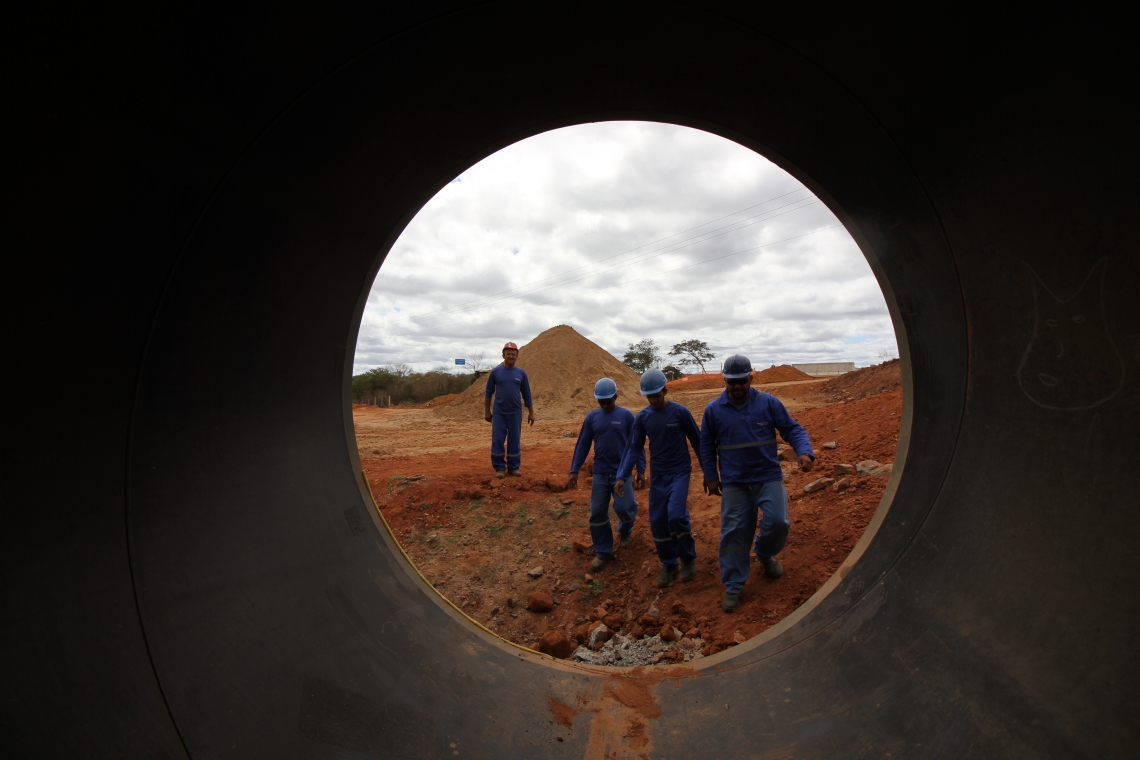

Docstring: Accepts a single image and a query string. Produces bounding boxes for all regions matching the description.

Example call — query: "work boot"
[508,469,522,477]
[657,565,679,588]
[619,532,632,549]
[494,470,506,479]
[679,558,697,582]
[722,592,742,613]
[589,554,612,571]
[762,559,784,579]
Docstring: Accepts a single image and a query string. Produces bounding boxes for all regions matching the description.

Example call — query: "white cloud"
[354,122,898,374]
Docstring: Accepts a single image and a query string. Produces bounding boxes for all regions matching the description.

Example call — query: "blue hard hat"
[639,369,668,395]
[593,377,618,399]
[722,354,753,379]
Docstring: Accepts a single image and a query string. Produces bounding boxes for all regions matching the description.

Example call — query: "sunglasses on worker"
[725,376,750,386]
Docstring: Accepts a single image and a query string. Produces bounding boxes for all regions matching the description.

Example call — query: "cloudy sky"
[353,122,897,376]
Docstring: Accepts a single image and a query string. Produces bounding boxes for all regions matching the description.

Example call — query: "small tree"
[662,365,683,381]
[468,350,487,373]
[623,339,662,374]
[669,339,715,375]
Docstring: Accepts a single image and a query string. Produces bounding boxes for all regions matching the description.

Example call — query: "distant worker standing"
[615,369,702,588]
[699,355,814,613]
[484,341,535,478]
[567,378,647,571]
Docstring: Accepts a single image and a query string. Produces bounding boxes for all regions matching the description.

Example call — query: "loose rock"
[527,566,545,578]
[538,629,574,659]
[527,592,554,613]
[572,633,706,667]
[803,477,835,493]
[833,463,855,475]
[588,623,613,650]
[856,460,891,477]
[822,441,837,449]
[832,477,852,492]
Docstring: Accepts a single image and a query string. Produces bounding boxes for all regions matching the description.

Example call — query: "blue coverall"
[699,388,814,594]
[570,406,646,557]
[485,364,533,471]
[617,401,702,568]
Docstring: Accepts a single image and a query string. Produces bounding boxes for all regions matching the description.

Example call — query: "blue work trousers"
[588,473,638,558]
[719,480,789,593]
[646,471,697,567]
[490,412,522,471]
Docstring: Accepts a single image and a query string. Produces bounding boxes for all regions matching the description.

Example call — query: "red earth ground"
[355,370,902,658]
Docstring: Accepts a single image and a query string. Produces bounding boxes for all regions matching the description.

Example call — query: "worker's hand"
[485,411,493,423]
[567,473,578,490]
[633,472,646,490]
[613,480,626,498]
[527,408,536,426]
[798,454,814,472]
[704,479,722,497]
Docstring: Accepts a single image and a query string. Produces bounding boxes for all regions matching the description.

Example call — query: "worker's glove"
[566,473,578,490]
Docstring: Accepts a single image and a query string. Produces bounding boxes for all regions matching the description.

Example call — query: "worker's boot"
[494,470,506,479]
[762,559,784,579]
[508,469,522,477]
[657,565,679,588]
[589,554,612,571]
[722,592,742,613]
[679,558,697,582]
[619,532,633,549]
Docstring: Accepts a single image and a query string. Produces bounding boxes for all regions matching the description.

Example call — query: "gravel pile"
[572,633,705,667]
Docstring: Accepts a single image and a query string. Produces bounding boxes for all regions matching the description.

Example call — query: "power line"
[407,198,822,326]
[387,224,842,338]
[401,187,812,323]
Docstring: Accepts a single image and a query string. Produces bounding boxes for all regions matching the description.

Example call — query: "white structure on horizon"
[793,362,855,377]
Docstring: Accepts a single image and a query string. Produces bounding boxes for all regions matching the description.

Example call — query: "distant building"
[793,362,855,377]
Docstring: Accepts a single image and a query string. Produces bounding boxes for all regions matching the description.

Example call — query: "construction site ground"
[354,367,901,658]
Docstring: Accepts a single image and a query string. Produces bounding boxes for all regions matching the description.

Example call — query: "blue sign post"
[455,359,466,365]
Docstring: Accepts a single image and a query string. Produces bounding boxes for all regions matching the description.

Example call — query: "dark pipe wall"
[5,4,1136,758]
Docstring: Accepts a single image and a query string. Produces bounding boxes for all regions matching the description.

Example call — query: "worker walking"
[615,369,702,588]
[699,355,814,612]
[484,341,535,478]
[567,378,646,571]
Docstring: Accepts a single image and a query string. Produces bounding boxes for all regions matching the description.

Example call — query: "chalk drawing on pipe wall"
[1017,257,1123,410]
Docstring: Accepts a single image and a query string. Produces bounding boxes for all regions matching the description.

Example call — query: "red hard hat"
[503,342,518,350]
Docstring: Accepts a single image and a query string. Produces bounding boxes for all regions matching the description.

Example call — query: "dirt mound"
[417,393,460,408]
[666,364,813,391]
[433,325,643,422]
[819,359,901,401]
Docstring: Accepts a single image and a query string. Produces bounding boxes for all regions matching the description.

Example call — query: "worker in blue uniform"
[615,369,702,588]
[483,341,535,478]
[567,378,646,571]
[699,355,815,612]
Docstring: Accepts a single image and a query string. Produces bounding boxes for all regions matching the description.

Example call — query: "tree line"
[351,364,475,406]
[623,338,715,379]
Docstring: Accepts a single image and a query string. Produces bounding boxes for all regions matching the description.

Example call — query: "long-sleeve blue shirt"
[699,388,814,485]
[484,365,533,414]
[569,407,646,476]
[617,401,702,481]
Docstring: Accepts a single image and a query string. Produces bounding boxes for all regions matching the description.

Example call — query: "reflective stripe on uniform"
[652,534,673,544]
[718,438,776,450]
[589,519,611,527]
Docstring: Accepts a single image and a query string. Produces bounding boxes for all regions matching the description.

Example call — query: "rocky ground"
[355,372,901,663]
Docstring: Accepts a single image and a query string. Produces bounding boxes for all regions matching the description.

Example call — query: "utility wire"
[402,187,812,323]
[388,224,841,338]
[407,198,822,326]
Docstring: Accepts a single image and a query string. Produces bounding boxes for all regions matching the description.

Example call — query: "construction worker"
[699,355,814,613]
[484,341,535,478]
[567,378,647,571]
[615,369,702,588]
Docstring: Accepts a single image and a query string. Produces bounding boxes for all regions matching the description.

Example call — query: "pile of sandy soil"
[433,325,643,422]
[666,364,812,391]
[417,393,460,408]
[819,359,901,401]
